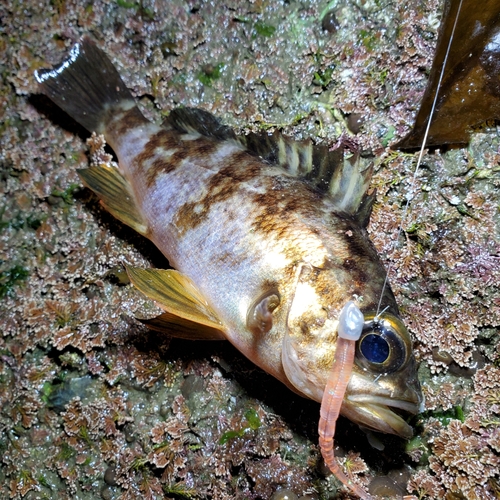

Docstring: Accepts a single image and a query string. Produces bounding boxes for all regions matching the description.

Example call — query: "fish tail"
[35,37,137,134]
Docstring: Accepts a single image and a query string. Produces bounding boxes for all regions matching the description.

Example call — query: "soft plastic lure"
[319,301,374,500]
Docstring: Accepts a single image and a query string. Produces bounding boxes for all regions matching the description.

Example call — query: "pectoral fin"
[126,266,226,340]
[141,312,226,340]
[78,165,148,236]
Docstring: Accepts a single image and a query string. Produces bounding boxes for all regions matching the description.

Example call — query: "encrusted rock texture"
[1,0,499,498]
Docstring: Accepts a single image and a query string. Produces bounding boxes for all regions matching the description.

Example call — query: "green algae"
[253,21,276,38]
[219,407,262,444]
[197,63,224,87]
[50,182,81,205]
[0,263,29,298]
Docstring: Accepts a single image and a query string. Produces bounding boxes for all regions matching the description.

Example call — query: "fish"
[35,37,423,499]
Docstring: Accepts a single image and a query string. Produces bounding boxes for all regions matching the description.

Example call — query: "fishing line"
[375,0,464,317]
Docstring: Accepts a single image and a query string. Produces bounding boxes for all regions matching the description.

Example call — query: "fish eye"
[355,313,411,374]
[360,333,390,363]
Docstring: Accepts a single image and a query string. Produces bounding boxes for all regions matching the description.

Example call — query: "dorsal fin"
[327,155,374,219]
[163,107,236,141]
[240,130,373,218]
[238,129,316,177]
[163,107,373,219]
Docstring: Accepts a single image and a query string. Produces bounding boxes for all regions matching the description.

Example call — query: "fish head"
[282,265,422,439]
[341,312,423,439]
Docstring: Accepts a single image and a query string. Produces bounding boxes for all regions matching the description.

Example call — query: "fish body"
[35,39,422,440]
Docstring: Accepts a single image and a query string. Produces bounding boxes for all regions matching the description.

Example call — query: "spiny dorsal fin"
[241,131,373,218]
[126,267,226,339]
[238,130,318,178]
[327,155,374,218]
[163,107,372,219]
[78,165,148,235]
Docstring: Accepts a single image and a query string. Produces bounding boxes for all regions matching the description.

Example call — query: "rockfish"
[35,38,422,499]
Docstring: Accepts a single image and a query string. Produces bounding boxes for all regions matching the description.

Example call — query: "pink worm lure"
[318,301,374,500]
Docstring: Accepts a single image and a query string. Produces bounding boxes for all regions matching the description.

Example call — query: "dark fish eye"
[355,313,411,374]
[360,334,390,363]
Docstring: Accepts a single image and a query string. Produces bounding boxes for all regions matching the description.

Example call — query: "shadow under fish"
[35,38,422,500]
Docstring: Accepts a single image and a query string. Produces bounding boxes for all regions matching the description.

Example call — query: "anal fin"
[126,266,226,340]
[78,165,148,236]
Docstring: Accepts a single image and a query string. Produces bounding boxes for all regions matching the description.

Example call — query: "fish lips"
[342,396,418,439]
[341,364,423,439]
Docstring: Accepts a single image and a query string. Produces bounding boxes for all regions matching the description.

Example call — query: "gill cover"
[282,265,349,401]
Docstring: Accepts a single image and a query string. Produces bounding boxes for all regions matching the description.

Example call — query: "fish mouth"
[342,394,421,439]
[341,352,424,439]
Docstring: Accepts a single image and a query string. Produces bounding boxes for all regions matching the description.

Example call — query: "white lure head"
[337,300,363,341]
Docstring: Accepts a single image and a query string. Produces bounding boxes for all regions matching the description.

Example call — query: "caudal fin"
[35,38,136,133]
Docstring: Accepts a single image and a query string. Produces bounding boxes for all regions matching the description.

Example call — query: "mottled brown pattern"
[326,219,391,308]
[336,226,398,313]
[342,258,356,270]
[338,222,399,312]
[146,151,187,187]
[250,182,321,241]
[105,105,148,139]
[186,140,221,160]
[143,135,221,188]
[212,250,239,266]
[174,151,263,233]
[326,212,381,272]
[261,278,280,293]
[132,129,182,184]
[340,225,376,263]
